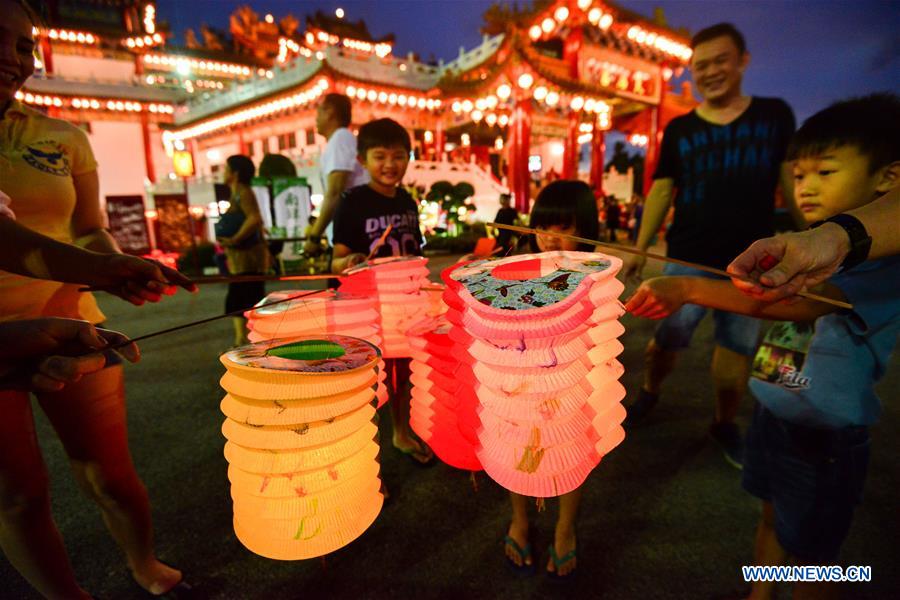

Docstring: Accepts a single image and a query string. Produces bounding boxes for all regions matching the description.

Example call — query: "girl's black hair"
[226,154,256,185]
[528,180,599,252]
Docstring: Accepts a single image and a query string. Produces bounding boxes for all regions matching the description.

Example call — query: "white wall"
[52,54,135,83]
[85,120,147,202]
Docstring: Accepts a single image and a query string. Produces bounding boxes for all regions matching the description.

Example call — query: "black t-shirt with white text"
[654,97,795,269]
[332,184,423,258]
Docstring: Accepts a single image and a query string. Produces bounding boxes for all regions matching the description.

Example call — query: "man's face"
[690,35,747,103]
[0,1,36,104]
[315,104,331,135]
[360,145,409,188]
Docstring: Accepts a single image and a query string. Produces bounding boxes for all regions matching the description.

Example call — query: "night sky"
[155,0,900,123]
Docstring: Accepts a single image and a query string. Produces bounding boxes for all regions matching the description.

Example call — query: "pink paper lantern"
[219,335,384,560]
[339,257,443,358]
[441,251,627,498]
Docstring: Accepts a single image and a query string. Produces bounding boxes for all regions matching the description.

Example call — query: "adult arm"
[330,243,365,273]
[68,170,196,303]
[304,170,351,254]
[0,318,139,393]
[727,187,900,301]
[620,178,674,279]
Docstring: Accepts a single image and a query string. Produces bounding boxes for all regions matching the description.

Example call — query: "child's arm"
[331,243,366,273]
[625,275,844,322]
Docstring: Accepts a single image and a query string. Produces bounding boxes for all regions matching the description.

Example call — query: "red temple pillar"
[39,37,54,74]
[590,119,606,197]
[140,112,156,183]
[563,27,583,79]
[509,97,532,214]
[562,110,579,179]
[238,129,248,156]
[435,120,445,162]
[643,106,661,195]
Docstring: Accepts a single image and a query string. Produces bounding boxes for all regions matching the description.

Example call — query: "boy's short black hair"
[691,23,746,55]
[321,93,352,127]
[357,118,411,156]
[787,93,900,173]
[226,154,255,184]
[528,180,599,252]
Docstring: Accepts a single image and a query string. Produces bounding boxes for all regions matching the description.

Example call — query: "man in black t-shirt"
[622,23,796,469]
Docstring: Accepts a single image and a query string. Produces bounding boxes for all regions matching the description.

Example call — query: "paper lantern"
[407,316,482,471]
[245,290,388,408]
[219,335,384,560]
[339,256,442,358]
[441,251,627,498]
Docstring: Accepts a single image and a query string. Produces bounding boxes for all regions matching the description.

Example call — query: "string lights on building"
[14,90,174,115]
[143,54,253,78]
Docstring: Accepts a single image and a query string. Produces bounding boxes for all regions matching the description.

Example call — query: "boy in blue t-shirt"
[625,93,900,598]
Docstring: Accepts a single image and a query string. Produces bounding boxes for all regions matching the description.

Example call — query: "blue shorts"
[742,403,870,562]
[653,263,761,356]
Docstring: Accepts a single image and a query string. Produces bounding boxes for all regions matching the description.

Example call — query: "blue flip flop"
[503,535,535,575]
[546,543,577,580]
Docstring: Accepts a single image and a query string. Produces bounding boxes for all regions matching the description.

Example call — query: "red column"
[509,97,532,214]
[238,129,248,156]
[562,110,579,179]
[140,112,156,183]
[39,37,54,74]
[643,106,661,195]
[590,119,606,197]
[435,120,445,162]
[563,27,583,79]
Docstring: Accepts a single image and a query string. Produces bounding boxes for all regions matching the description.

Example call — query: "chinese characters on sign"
[579,47,662,105]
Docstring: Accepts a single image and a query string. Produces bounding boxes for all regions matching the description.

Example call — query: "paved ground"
[2,252,897,599]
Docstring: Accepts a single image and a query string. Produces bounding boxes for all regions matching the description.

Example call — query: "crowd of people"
[1,0,898,596]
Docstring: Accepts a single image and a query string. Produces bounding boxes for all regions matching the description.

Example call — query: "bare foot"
[392,433,433,464]
[131,559,183,596]
[505,520,532,568]
[547,529,577,577]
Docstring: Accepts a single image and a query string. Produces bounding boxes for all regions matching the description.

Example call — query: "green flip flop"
[546,543,577,580]
[503,535,535,575]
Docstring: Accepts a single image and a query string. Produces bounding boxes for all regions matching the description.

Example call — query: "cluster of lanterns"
[449,77,612,128]
[220,336,384,559]
[13,90,175,116]
[304,27,393,58]
[169,77,330,142]
[529,1,614,41]
[143,54,253,78]
[124,33,164,49]
[44,28,98,45]
[344,85,441,112]
[441,252,628,497]
[626,25,692,61]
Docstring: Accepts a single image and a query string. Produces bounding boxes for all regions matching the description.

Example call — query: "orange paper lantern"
[219,335,384,560]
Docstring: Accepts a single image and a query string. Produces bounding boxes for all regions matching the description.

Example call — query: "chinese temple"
[20,0,696,218]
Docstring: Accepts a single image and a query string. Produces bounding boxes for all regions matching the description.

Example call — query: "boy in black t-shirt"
[331,119,423,271]
[332,118,433,465]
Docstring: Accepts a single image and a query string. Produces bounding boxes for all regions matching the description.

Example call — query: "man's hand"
[624,277,688,320]
[726,224,850,302]
[91,254,198,306]
[621,253,647,282]
[0,318,139,393]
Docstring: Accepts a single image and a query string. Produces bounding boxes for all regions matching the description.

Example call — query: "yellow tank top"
[0,100,104,323]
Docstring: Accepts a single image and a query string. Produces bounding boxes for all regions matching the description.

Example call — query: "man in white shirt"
[303,93,369,255]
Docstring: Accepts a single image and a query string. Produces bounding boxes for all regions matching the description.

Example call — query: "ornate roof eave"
[435,35,515,95]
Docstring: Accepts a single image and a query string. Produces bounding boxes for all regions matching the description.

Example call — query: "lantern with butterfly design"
[442,251,627,497]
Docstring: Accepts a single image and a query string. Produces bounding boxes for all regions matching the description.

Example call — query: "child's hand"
[624,277,688,319]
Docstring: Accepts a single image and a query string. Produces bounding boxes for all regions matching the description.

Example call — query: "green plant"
[425,180,476,222]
